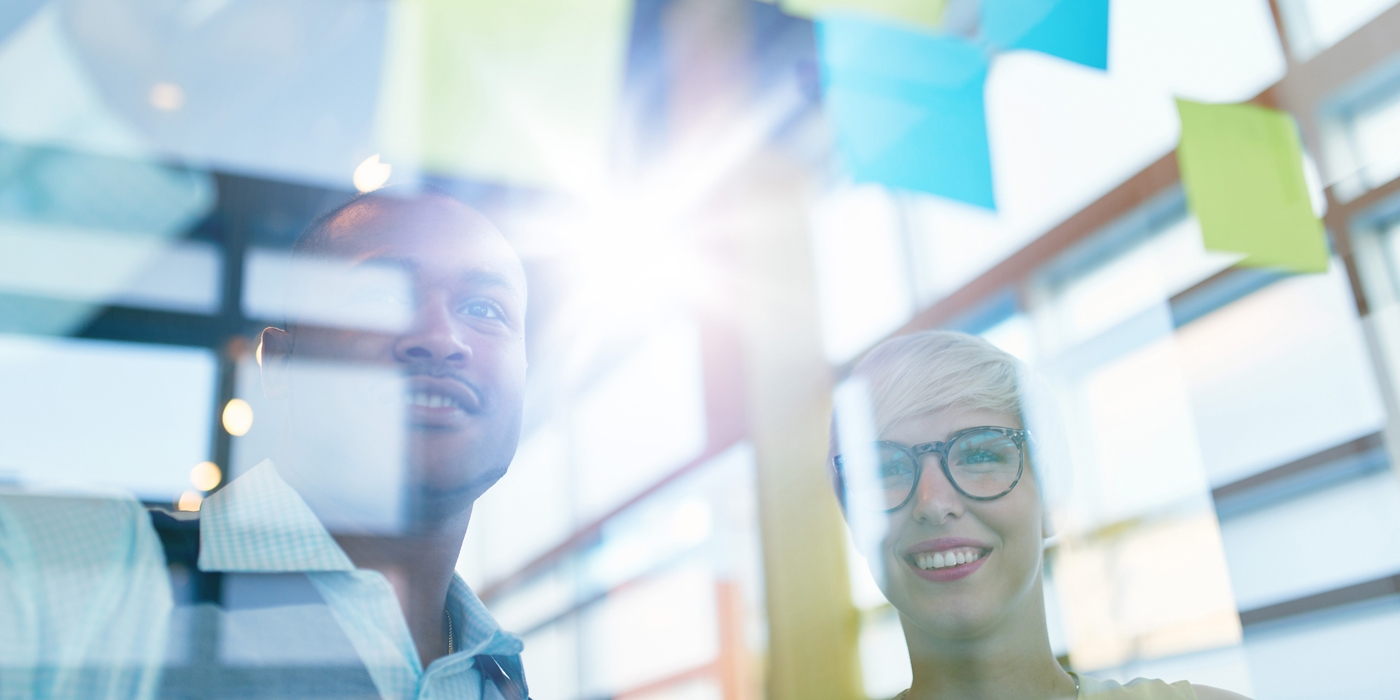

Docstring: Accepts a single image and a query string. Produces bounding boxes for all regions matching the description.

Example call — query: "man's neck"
[333,503,473,668]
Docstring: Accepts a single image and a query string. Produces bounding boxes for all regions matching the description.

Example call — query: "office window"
[573,319,707,520]
[810,184,912,364]
[1279,0,1400,61]
[476,442,764,700]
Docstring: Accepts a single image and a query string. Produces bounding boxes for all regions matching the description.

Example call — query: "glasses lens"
[948,430,1022,498]
[841,443,919,511]
[874,443,919,509]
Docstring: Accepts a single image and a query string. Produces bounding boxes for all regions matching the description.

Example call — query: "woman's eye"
[962,450,999,465]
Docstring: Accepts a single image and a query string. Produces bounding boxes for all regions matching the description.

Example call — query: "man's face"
[268,197,528,503]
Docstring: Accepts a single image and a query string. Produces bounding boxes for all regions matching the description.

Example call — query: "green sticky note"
[376,0,633,190]
[1175,99,1329,274]
[781,0,948,29]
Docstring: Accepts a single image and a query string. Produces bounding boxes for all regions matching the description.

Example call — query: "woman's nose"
[909,456,965,524]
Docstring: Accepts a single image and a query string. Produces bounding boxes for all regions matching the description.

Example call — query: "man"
[160,189,531,699]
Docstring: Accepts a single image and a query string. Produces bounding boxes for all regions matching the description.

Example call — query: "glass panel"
[468,423,573,585]
[1221,470,1400,609]
[1351,86,1400,188]
[1026,207,1244,672]
[810,184,912,363]
[1280,0,1400,60]
[1177,263,1386,486]
[858,606,911,699]
[0,228,220,315]
[580,563,721,696]
[477,442,764,700]
[1110,0,1286,102]
[0,335,215,500]
[573,319,707,520]
[1243,596,1400,699]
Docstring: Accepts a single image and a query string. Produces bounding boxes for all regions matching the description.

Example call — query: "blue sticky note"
[817,14,995,209]
[981,0,1109,70]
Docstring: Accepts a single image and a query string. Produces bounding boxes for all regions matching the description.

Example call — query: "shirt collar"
[199,459,524,658]
[446,575,523,658]
[198,459,355,572]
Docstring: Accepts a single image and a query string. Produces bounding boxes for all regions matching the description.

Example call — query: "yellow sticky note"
[1175,99,1329,274]
[781,0,948,29]
[377,0,633,191]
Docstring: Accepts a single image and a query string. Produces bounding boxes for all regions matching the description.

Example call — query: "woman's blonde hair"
[849,330,1022,435]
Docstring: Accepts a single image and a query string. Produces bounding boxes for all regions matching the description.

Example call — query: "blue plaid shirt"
[199,460,525,700]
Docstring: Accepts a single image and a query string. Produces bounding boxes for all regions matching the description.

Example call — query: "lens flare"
[190,461,222,491]
[177,490,204,512]
[222,398,254,436]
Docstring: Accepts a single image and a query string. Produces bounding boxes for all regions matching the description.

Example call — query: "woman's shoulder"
[1076,674,1251,700]
[1190,685,1251,700]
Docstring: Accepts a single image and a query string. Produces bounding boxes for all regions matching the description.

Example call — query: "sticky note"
[1175,99,1329,273]
[817,14,995,209]
[377,0,633,191]
[781,0,948,30]
[980,0,1109,70]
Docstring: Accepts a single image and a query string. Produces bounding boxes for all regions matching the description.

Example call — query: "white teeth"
[914,548,984,570]
[408,392,458,410]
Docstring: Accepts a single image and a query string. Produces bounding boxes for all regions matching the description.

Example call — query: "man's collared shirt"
[196,459,524,700]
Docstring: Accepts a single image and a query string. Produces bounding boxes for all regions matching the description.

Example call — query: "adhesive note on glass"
[377,0,632,191]
[781,0,948,29]
[817,14,995,209]
[1175,99,1329,273]
[981,0,1110,70]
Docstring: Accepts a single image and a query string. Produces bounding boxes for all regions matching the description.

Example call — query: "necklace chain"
[445,608,455,656]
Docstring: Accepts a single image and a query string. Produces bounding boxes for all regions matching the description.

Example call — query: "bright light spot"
[670,498,712,547]
[177,490,204,511]
[190,461,222,491]
[149,82,184,111]
[255,338,263,367]
[222,398,254,436]
[353,154,392,193]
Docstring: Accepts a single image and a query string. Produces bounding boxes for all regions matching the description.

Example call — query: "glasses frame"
[833,426,1029,512]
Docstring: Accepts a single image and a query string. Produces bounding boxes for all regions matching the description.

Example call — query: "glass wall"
[3,1,1400,700]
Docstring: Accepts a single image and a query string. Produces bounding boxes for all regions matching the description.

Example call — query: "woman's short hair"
[849,330,1022,435]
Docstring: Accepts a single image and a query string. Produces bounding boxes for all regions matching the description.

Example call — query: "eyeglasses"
[833,426,1028,512]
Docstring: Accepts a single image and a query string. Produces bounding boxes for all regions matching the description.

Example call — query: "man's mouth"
[406,391,470,412]
[404,376,481,420]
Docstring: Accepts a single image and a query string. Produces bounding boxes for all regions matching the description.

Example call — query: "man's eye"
[460,299,504,320]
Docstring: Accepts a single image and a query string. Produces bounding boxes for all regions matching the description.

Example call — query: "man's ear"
[259,327,292,400]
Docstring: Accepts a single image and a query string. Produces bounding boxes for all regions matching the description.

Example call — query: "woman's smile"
[903,537,993,582]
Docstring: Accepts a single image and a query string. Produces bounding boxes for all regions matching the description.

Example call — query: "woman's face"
[862,407,1045,640]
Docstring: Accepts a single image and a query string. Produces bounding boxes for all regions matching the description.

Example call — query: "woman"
[831,331,1247,700]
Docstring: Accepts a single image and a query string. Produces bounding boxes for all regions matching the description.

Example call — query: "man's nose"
[393,297,471,365]
[910,455,965,524]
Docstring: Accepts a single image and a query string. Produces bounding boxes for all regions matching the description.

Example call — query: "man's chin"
[409,459,507,502]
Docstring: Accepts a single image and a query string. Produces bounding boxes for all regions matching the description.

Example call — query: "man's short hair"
[293,185,462,254]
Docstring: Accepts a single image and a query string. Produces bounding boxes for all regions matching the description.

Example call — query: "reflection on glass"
[0,492,174,700]
[0,335,215,499]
